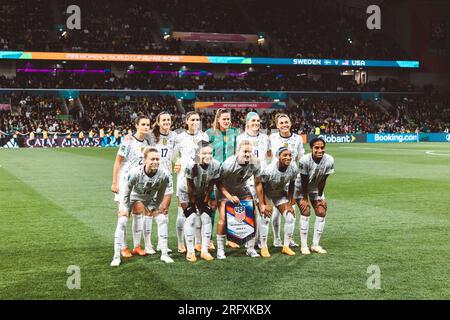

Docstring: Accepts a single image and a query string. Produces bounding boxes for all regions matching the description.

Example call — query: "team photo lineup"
[109,109,334,266]
[0,0,449,302]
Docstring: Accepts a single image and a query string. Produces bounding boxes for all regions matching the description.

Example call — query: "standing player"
[269,113,305,248]
[42,128,49,148]
[111,147,173,266]
[111,115,151,260]
[177,141,220,262]
[205,108,241,249]
[216,140,269,259]
[237,112,271,250]
[260,147,298,257]
[295,137,334,255]
[145,111,176,253]
[174,111,209,253]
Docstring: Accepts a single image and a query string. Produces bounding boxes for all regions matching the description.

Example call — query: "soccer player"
[294,137,334,255]
[237,112,271,250]
[260,147,298,257]
[216,140,269,259]
[269,113,305,248]
[111,147,173,266]
[205,108,241,250]
[174,111,209,254]
[145,111,177,253]
[111,115,151,261]
[177,141,220,262]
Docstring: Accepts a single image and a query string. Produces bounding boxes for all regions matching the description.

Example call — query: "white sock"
[143,216,153,249]
[217,234,226,253]
[194,214,202,245]
[283,211,295,247]
[312,216,326,247]
[156,214,169,255]
[132,214,143,248]
[246,235,255,251]
[255,212,261,247]
[176,207,186,247]
[184,214,196,254]
[114,216,128,257]
[300,215,310,248]
[271,207,281,241]
[200,213,212,253]
[259,216,271,248]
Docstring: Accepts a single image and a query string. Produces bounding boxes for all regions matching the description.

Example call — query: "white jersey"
[175,130,209,170]
[237,132,270,168]
[269,132,304,163]
[218,155,262,198]
[123,165,171,209]
[178,159,221,196]
[261,160,298,198]
[146,131,177,173]
[117,135,148,178]
[295,153,335,191]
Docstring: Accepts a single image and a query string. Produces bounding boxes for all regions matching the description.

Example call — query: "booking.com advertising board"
[306,133,450,144]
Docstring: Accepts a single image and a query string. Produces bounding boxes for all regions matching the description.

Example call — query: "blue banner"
[367,133,419,143]
[419,133,450,142]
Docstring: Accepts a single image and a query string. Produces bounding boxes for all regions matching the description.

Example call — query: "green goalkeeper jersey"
[205,127,240,164]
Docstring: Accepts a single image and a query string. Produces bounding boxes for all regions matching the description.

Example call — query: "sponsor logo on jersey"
[162,138,167,145]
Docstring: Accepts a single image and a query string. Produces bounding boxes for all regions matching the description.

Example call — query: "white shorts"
[114,176,128,202]
[267,193,290,207]
[217,187,253,202]
[165,175,173,195]
[119,199,158,214]
[294,187,325,201]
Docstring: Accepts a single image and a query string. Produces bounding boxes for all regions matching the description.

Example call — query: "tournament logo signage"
[225,200,256,244]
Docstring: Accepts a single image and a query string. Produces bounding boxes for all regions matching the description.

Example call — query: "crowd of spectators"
[0,72,419,92]
[1,93,448,145]
[1,0,409,60]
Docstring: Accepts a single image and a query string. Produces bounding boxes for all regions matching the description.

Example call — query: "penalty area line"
[425,150,450,156]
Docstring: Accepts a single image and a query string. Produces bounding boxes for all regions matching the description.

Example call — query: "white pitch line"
[425,151,450,157]
[338,146,426,152]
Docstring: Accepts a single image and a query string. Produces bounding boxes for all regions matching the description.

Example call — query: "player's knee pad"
[183,203,196,217]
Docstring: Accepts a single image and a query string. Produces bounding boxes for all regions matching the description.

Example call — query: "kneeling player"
[178,141,220,262]
[260,147,298,257]
[111,147,173,266]
[216,140,269,259]
[295,137,334,255]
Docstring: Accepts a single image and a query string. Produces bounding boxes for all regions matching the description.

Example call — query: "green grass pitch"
[0,143,449,299]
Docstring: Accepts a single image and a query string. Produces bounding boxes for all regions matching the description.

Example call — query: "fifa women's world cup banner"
[225,200,256,244]
[194,101,286,111]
